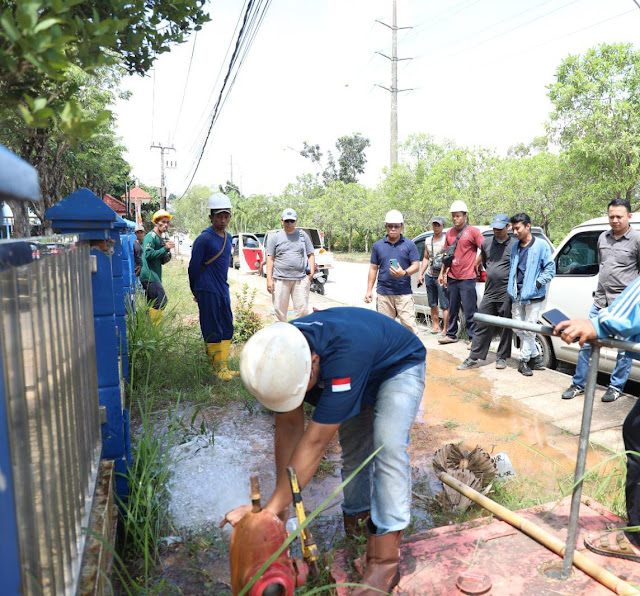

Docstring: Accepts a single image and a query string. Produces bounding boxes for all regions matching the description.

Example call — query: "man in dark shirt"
[562,198,640,402]
[222,307,426,595]
[458,214,514,370]
[365,210,420,334]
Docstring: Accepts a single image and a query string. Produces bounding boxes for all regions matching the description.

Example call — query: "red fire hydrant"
[229,475,308,596]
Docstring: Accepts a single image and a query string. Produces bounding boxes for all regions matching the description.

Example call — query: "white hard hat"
[207,192,232,212]
[449,200,469,213]
[240,323,312,412]
[384,209,404,224]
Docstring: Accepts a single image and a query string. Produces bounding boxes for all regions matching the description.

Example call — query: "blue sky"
[114,0,640,198]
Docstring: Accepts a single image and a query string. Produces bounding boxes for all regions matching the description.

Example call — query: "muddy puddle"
[423,349,607,485]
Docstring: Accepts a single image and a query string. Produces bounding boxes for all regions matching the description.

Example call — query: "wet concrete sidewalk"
[420,330,636,454]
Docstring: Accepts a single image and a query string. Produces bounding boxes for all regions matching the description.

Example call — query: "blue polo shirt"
[291,307,426,424]
[371,235,419,295]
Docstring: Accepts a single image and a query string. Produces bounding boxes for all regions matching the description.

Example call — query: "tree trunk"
[5,199,30,238]
[348,224,352,252]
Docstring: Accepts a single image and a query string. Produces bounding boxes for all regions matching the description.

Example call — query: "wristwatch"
[404,270,408,276]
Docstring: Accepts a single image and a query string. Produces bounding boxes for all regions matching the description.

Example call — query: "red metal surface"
[229,509,302,595]
[331,496,640,595]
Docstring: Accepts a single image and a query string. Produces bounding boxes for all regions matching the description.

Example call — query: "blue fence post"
[46,188,129,496]
[0,142,41,593]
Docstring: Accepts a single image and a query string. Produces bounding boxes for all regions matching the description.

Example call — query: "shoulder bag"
[441,225,467,268]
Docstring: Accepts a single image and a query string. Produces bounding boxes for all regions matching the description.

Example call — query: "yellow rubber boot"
[149,307,163,325]
[218,339,239,380]
[206,342,222,373]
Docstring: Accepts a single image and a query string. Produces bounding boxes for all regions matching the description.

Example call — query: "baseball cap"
[134,224,145,232]
[490,214,510,229]
[431,216,445,226]
[282,208,298,221]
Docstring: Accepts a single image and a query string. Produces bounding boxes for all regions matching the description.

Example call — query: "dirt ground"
[150,274,602,594]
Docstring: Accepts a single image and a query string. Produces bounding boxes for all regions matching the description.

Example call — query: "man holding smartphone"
[365,210,420,333]
[561,198,640,402]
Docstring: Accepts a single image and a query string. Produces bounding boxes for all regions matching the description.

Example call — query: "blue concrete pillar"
[112,217,129,383]
[45,188,129,496]
[0,355,21,593]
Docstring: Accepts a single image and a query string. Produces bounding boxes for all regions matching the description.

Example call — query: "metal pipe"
[560,345,600,577]
[473,313,640,352]
[472,313,640,581]
[439,472,640,595]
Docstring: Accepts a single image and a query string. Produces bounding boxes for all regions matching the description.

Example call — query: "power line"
[180,0,272,197]
[172,31,198,142]
[447,0,582,59]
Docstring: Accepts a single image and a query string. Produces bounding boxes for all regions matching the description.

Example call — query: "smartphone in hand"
[542,309,579,342]
[389,258,398,269]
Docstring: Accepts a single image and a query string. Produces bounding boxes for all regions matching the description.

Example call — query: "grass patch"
[443,419,460,429]
[315,456,338,480]
[118,262,260,590]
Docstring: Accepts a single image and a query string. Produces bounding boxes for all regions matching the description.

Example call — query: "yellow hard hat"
[152,209,173,223]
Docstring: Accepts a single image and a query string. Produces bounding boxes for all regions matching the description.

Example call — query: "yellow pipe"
[439,472,640,596]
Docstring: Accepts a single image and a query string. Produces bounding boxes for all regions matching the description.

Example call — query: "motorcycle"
[309,266,326,295]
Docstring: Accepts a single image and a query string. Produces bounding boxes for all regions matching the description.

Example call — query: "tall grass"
[118,263,256,589]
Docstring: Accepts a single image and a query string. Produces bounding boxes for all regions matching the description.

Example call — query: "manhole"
[538,559,575,580]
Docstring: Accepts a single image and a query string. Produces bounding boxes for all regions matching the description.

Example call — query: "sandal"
[584,530,640,562]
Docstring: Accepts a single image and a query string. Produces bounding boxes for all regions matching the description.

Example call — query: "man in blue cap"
[458,214,515,370]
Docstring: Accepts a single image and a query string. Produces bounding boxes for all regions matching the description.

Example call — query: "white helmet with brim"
[240,323,312,412]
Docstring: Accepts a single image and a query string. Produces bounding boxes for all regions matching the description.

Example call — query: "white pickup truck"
[260,227,334,279]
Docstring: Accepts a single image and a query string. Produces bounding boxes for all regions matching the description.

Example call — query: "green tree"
[1,67,132,234]
[547,43,640,203]
[0,0,210,132]
[300,133,371,186]
[171,185,212,238]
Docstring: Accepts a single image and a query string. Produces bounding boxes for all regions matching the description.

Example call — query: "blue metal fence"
[0,239,102,594]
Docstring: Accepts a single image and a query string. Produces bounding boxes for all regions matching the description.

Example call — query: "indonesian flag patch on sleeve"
[332,377,351,392]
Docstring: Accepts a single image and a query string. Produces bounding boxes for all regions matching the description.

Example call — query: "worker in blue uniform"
[188,192,238,381]
[222,307,427,595]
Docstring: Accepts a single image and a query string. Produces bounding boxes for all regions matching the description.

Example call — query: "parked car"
[535,216,640,380]
[230,233,264,273]
[259,227,333,278]
[411,225,553,315]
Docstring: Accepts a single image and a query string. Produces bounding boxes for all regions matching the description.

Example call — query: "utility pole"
[150,142,176,209]
[376,0,413,166]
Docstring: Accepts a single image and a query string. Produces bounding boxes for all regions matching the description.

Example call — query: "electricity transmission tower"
[376,0,413,166]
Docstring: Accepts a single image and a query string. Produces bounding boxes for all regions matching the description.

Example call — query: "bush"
[232,284,263,343]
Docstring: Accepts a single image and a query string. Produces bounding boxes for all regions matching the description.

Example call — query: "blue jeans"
[572,303,631,391]
[446,278,477,340]
[425,275,449,309]
[338,360,426,535]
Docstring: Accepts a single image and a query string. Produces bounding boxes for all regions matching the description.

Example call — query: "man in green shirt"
[140,209,175,322]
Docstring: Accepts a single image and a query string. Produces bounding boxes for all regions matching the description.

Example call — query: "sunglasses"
[283,219,296,223]
[386,224,402,229]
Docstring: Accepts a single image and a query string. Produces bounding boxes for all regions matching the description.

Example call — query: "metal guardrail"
[0,238,101,594]
[474,312,639,580]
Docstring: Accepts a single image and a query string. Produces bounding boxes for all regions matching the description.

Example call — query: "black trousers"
[623,398,640,545]
[446,278,478,340]
[469,297,512,361]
